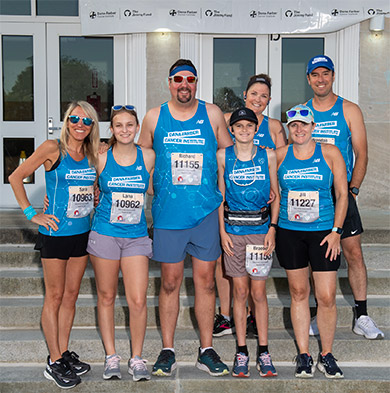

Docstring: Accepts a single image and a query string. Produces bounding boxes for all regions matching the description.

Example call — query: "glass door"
[46,24,115,141]
[1,22,47,207]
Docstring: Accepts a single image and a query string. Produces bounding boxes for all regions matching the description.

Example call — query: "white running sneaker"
[353,315,384,340]
[103,354,121,380]
[128,356,151,382]
[309,316,319,336]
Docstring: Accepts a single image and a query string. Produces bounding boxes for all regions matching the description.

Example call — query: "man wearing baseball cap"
[305,55,384,340]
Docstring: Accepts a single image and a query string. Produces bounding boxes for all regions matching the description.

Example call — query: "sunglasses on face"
[169,75,198,84]
[68,115,93,126]
[287,109,311,118]
[112,105,136,111]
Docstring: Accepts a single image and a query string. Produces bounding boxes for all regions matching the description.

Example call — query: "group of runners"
[8,55,384,389]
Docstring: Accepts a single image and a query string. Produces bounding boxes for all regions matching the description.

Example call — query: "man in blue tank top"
[306,55,384,340]
[138,59,233,376]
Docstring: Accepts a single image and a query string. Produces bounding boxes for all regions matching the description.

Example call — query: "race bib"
[110,192,144,224]
[171,152,203,185]
[245,244,273,278]
[67,186,94,218]
[288,190,319,223]
[313,136,335,145]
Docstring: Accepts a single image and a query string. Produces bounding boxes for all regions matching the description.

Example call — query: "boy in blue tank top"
[306,55,384,340]
[138,59,233,377]
[217,107,280,378]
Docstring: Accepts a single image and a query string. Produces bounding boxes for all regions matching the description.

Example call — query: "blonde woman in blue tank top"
[87,106,155,382]
[275,104,348,379]
[9,101,100,389]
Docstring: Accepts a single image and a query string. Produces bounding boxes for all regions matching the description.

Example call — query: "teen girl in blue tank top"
[307,96,353,181]
[9,101,100,388]
[87,106,155,382]
[275,104,348,380]
[152,99,221,229]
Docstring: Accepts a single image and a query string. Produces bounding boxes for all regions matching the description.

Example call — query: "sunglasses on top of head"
[287,109,311,118]
[169,75,198,84]
[68,115,93,126]
[112,105,136,111]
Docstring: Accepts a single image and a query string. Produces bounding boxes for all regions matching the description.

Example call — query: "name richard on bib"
[164,129,205,145]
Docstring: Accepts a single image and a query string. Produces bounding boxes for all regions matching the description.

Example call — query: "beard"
[177,87,192,103]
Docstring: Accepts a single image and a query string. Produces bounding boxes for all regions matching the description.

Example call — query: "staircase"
[0,210,389,392]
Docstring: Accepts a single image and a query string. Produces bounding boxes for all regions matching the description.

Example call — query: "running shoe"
[62,350,91,376]
[232,352,250,378]
[128,356,151,381]
[353,315,385,339]
[103,354,121,380]
[196,347,229,376]
[213,314,235,337]
[294,353,314,378]
[309,316,319,336]
[43,356,81,389]
[246,313,258,337]
[256,352,277,377]
[317,352,344,379]
[152,349,177,377]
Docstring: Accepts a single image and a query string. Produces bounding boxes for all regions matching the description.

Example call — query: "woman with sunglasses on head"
[9,101,100,389]
[87,105,155,382]
[217,107,280,378]
[214,74,287,338]
[275,104,348,379]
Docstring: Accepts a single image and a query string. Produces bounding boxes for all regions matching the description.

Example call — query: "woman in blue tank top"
[215,74,288,338]
[217,107,280,378]
[275,104,348,379]
[87,106,155,381]
[9,101,100,388]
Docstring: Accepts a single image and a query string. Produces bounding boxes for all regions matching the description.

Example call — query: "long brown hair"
[109,107,139,147]
[60,101,100,167]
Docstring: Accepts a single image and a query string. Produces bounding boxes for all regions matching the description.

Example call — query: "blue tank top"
[228,115,276,149]
[91,146,149,238]
[40,146,96,237]
[278,143,334,231]
[307,96,353,181]
[224,145,270,235]
[152,100,222,229]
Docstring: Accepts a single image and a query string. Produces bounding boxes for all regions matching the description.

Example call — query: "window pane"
[213,38,255,113]
[0,0,31,15]
[3,138,35,184]
[281,38,324,122]
[2,36,34,121]
[37,0,78,16]
[60,37,113,121]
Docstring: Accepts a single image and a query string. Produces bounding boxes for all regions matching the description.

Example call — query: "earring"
[243,95,247,100]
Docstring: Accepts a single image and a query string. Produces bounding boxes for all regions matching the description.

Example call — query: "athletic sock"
[237,345,248,356]
[354,300,368,318]
[221,314,231,321]
[258,345,268,355]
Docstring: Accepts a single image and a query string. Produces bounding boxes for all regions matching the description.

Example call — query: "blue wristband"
[23,205,37,220]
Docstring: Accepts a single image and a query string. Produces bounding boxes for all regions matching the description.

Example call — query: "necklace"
[232,145,257,187]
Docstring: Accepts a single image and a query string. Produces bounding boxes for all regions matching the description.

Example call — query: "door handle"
[48,117,62,134]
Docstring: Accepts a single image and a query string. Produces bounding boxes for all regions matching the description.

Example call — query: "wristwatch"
[269,223,278,229]
[349,187,359,196]
[332,227,344,235]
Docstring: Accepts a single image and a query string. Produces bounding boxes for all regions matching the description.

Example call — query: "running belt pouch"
[223,202,269,226]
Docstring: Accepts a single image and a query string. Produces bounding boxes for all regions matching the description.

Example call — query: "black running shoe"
[213,314,235,337]
[44,356,81,389]
[294,353,314,378]
[62,350,91,376]
[317,352,344,379]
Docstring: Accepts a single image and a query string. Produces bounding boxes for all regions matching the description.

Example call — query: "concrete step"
[1,294,388,329]
[0,327,388,364]
[1,264,389,297]
[0,363,389,393]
